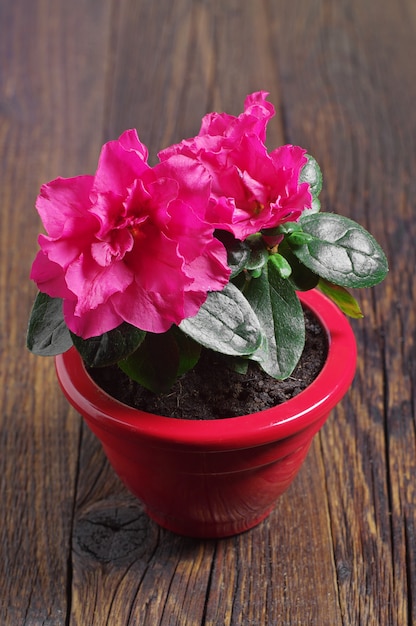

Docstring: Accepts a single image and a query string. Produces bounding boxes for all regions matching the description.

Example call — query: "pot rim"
[55,289,357,450]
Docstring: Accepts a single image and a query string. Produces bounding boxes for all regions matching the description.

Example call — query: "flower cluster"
[30,92,310,338]
[159,92,311,240]
[30,131,229,338]
[28,92,388,393]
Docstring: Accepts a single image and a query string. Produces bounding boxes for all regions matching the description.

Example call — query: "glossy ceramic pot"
[55,290,357,538]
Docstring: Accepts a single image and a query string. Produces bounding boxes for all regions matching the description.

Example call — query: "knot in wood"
[74,502,151,563]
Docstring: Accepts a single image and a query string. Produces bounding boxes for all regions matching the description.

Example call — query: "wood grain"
[1,0,415,624]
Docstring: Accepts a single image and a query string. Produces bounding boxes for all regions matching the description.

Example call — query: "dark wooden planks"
[266,0,416,623]
[1,0,416,624]
[104,0,287,152]
[0,1,112,623]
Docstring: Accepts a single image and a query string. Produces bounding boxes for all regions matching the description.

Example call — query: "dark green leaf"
[310,197,321,213]
[275,221,303,236]
[243,237,269,277]
[287,231,314,246]
[244,259,305,379]
[231,271,249,290]
[268,253,292,279]
[300,154,323,202]
[172,327,202,376]
[179,283,263,357]
[228,243,251,278]
[27,292,72,356]
[119,331,179,394]
[246,246,269,272]
[278,242,320,291]
[216,231,250,278]
[226,356,249,375]
[71,323,146,368]
[318,279,364,318]
[294,213,389,287]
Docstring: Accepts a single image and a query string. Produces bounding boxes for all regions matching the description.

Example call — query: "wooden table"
[1,1,415,624]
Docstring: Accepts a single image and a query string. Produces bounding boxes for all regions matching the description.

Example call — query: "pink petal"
[63,298,124,339]
[65,254,134,316]
[93,129,150,196]
[30,251,75,299]
[36,176,95,237]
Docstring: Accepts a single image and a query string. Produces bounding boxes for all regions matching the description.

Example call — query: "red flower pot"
[55,290,356,538]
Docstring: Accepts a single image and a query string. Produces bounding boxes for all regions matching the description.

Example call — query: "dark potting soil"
[89,309,328,420]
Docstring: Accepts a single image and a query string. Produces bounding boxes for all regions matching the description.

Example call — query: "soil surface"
[89,309,328,420]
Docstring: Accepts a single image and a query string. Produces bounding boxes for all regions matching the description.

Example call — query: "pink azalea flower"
[31,130,230,338]
[159,91,312,240]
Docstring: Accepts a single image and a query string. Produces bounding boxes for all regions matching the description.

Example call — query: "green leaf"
[228,242,251,278]
[275,221,303,237]
[27,293,72,356]
[71,323,146,368]
[268,252,292,279]
[244,259,305,379]
[241,237,269,278]
[246,246,269,272]
[278,242,320,291]
[171,327,202,376]
[318,279,364,318]
[293,213,389,288]
[216,231,250,278]
[228,357,249,375]
[300,154,323,202]
[119,331,180,394]
[287,231,314,246]
[310,197,321,213]
[179,283,263,357]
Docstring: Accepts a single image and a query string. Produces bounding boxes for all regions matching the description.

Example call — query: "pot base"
[145,504,275,539]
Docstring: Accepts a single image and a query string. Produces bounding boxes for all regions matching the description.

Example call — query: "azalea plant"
[27,92,388,393]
